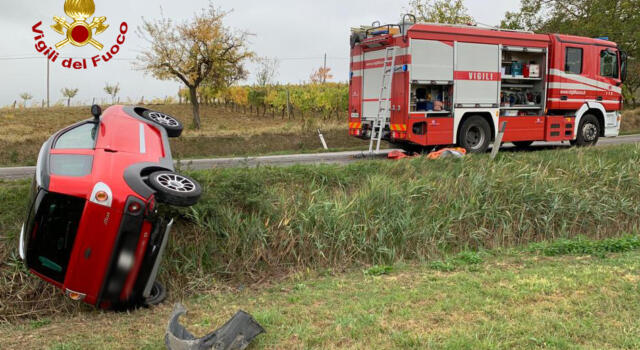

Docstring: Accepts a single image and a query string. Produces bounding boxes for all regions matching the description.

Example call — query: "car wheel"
[459,116,491,153]
[149,171,202,207]
[143,110,183,137]
[145,281,167,306]
[575,114,600,147]
[513,141,534,148]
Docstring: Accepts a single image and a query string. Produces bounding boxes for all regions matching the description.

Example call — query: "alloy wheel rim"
[148,112,180,127]
[156,173,196,193]
[583,123,597,142]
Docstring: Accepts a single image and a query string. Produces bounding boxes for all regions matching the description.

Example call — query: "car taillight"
[128,202,141,213]
[65,289,86,301]
[95,191,109,202]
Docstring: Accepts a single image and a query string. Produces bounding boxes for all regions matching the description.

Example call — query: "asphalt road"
[1,134,639,180]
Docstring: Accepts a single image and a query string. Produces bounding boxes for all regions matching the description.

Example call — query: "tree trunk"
[189,87,201,129]
[67,98,70,107]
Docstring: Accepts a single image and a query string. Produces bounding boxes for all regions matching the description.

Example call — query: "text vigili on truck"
[348,15,627,153]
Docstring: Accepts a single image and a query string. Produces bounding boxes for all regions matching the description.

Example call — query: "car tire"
[459,116,491,153]
[142,110,183,137]
[148,171,202,207]
[513,141,534,148]
[575,114,600,147]
[144,281,167,306]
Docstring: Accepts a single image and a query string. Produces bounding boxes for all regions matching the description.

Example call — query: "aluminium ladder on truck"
[368,46,397,153]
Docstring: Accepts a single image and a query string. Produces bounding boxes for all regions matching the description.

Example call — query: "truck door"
[454,43,500,107]
[597,47,623,113]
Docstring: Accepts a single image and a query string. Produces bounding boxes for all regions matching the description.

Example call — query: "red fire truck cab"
[348,17,628,152]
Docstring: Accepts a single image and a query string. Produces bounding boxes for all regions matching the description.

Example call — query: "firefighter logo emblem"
[51,0,109,50]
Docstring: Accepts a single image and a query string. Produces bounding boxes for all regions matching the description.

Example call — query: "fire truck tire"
[142,110,184,138]
[513,141,534,148]
[148,171,203,207]
[575,114,600,147]
[459,116,491,153]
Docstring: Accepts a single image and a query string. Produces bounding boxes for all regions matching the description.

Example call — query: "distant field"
[622,107,640,134]
[0,104,365,166]
[1,105,639,166]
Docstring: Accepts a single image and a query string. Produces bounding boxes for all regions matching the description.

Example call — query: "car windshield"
[25,190,85,283]
[54,122,98,149]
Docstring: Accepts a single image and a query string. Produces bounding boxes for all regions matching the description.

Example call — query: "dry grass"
[622,107,640,133]
[0,104,344,142]
[0,104,362,166]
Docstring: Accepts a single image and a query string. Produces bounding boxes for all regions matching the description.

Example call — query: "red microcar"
[19,105,201,309]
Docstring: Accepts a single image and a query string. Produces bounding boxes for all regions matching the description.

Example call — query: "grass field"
[1,237,640,349]
[2,143,640,325]
[0,104,365,166]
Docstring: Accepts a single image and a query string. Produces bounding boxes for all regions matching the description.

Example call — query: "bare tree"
[19,93,33,107]
[310,67,333,84]
[61,88,79,107]
[255,57,279,87]
[136,4,253,129]
[104,83,120,104]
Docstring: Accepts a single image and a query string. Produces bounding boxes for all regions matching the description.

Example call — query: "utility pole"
[46,59,50,108]
[286,89,291,119]
[323,53,327,84]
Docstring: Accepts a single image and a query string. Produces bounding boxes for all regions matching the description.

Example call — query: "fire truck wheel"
[149,171,203,207]
[513,141,534,148]
[575,114,600,147]
[459,116,491,153]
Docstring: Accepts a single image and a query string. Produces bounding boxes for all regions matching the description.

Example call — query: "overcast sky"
[0,0,520,107]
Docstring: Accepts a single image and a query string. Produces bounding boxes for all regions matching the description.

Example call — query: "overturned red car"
[19,105,201,309]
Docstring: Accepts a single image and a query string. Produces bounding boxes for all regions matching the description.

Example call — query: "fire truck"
[348,15,628,153]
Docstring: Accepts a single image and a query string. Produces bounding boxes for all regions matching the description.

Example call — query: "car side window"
[565,47,583,74]
[50,154,93,177]
[54,122,98,149]
[600,49,619,78]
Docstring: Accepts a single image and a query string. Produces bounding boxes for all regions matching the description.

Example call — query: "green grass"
[2,144,640,322]
[2,236,640,349]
